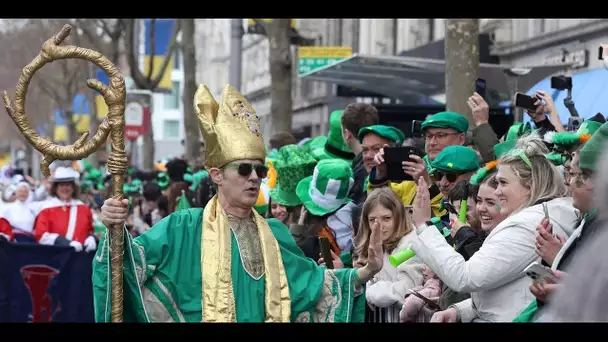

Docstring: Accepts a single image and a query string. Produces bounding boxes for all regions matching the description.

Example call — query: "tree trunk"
[180,19,201,167]
[266,19,293,135]
[142,132,156,170]
[444,19,479,126]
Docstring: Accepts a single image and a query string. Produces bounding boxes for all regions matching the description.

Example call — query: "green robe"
[92,208,366,322]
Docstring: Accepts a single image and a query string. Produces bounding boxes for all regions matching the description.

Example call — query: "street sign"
[124,92,152,141]
[125,102,144,140]
[298,46,352,76]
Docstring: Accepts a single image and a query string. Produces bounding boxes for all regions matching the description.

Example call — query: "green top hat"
[579,122,608,171]
[505,122,533,141]
[270,144,317,207]
[303,135,328,153]
[311,110,355,162]
[296,158,353,216]
[494,140,517,159]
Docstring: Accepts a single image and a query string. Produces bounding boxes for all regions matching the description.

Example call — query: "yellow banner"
[54,126,68,143]
[298,46,353,59]
[96,95,109,120]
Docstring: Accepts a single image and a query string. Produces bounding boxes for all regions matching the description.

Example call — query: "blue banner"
[0,242,95,322]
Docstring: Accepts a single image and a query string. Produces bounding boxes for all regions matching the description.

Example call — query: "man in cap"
[420,111,469,170]
[341,103,379,205]
[430,145,481,198]
[96,84,384,322]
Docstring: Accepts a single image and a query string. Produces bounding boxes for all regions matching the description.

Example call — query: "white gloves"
[70,240,83,252]
[84,236,97,253]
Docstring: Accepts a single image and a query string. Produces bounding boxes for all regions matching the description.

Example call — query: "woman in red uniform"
[34,167,97,252]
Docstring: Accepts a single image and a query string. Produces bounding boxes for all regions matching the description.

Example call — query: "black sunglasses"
[224,163,268,179]
[434,170,459,183]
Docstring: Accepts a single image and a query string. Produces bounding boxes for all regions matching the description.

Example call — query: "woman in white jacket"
[354,187,424,322]
[410,134,579,322]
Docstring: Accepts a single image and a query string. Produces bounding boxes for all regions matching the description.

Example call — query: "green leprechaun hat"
[296,158,354,216]
[270,144,317,207]
[311,110,355,162]
[494,139,517,159]
[303,135,328,153]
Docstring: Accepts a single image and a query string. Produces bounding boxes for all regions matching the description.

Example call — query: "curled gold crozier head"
[2,24,128,178]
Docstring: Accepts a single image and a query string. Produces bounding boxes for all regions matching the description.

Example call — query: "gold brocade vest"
[201,195,291,322]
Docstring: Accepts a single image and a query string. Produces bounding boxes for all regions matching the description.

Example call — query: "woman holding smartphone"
[410,134,579,322]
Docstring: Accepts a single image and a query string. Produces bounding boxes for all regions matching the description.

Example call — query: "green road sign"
[298,46,352,76]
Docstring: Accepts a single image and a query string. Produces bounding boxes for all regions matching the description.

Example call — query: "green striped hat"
[296,159,353,216]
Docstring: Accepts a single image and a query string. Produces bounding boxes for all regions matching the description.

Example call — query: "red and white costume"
[33,167,96,252]
[34,197,94,245]
[0,217,13,241]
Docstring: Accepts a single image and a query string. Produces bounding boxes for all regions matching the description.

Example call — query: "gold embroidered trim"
[227,214,264,280]
[201,195,291,322]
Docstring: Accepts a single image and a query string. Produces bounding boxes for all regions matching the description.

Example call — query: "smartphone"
[443,202,459,216]
[383,146,424,182]
[407,289,440,310]
[514,92,540,112]
[411,120,423,136]
[319,237,334,269]
[542,202,555,238]
[568,117,584,132]
[475,78,487,99]
[550,76,572,91]
[599,44,608,60]
[524,262,557,283]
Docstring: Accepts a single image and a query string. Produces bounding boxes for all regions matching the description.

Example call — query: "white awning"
[300,54,574,102]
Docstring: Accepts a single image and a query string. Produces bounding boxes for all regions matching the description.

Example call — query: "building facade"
[193,19,605,139]
[488,19,607,72]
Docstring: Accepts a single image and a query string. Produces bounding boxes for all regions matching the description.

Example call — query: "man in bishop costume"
[95,84,384,322]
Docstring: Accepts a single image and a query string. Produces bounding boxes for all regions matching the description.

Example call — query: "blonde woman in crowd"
[354,187,424,322]
[410,134,579,322]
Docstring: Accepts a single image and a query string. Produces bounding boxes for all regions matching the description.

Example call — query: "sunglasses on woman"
[433,171,459,183]
[223,163,268,179]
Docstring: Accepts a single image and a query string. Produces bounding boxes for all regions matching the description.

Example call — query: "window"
[164,81,180,109]
[163,119,180,139]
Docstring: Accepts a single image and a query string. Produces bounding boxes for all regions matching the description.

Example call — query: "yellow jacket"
[368,177,446,218]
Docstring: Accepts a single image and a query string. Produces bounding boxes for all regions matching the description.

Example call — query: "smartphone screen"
[319,237,334,269]
[515,93,539,112]
[475,78,487,98]
[383,146,423,182]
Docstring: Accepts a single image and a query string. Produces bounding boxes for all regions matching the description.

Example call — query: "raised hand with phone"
[535,216,566,266]
[467,92,490,128]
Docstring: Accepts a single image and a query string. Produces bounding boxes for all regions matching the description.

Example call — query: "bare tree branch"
[125,18,181,91]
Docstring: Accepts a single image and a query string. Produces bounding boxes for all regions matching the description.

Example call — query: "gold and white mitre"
[194,84,266,169]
